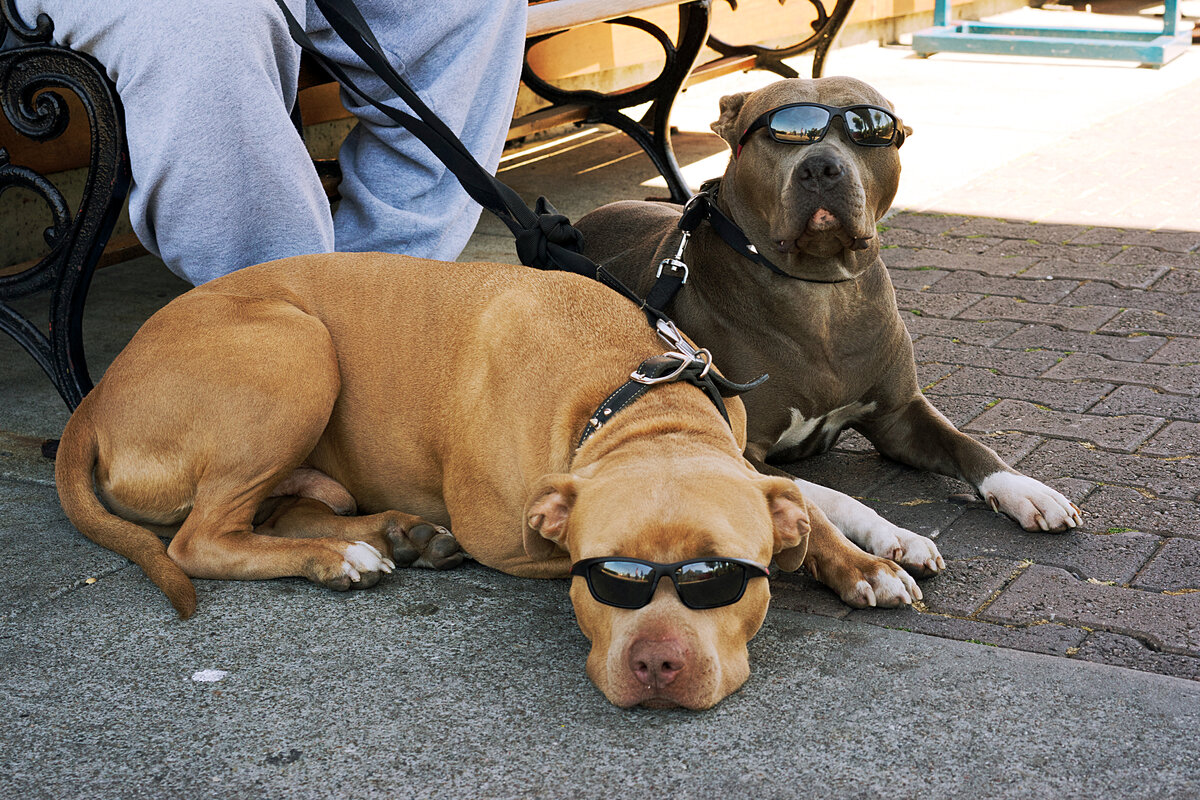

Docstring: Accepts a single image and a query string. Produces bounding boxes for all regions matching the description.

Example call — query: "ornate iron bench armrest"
[520,0,713,204]
[1,2,130,409]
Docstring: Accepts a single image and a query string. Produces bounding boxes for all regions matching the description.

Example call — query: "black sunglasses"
[569,557,770,610]
[736,102,905,156]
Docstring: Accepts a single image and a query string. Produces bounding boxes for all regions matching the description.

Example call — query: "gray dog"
[575,77,1081,606]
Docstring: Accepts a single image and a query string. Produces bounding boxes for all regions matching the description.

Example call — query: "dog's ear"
[759,477,810,572]
[711,91,751,148]
[523,474,580,560]
[898,123,912,148]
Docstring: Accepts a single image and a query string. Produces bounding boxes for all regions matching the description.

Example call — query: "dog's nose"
[797,153,845,191]
[628,638,687,688]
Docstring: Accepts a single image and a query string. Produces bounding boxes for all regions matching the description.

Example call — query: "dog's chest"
[767,401,876,459]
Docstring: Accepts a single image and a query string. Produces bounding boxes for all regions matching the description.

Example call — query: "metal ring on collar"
[630,354,691,385]
[629,349,713,385]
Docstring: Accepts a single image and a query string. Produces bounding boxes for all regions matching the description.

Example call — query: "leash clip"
[655,258,689,284]
[655,318,697,359]
[654,229,691,284]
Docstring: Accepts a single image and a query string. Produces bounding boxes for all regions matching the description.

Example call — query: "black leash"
[277,2,596,282]
[275,0,766,425]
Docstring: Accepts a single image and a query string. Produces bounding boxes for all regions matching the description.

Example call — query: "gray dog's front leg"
[861,395,1082,532]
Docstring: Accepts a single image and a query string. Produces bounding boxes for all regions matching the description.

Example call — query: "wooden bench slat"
[527,0,687,37]
[687,53,759,85]
[507,103,592,141]
[1,231,148,278]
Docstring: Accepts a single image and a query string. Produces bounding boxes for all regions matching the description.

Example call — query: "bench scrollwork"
[1,0,131,408]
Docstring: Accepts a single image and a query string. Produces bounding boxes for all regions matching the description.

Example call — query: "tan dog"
[55,253,870,709]
[576,77,1081,606]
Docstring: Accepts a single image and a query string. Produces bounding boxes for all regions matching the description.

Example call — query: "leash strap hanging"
[276,0,767,409]
[276,0,663,322]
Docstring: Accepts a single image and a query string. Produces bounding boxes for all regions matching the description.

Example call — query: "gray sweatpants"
[13,0,527,285]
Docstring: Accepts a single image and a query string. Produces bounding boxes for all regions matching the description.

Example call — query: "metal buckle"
[630,355,691,385]
[629,348,714,385]
[679,193,709,230]
[690,348,714,379]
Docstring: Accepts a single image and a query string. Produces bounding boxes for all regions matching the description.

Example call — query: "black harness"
[278,0,766,438]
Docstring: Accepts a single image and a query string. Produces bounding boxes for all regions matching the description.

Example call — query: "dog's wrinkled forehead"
[740,76,896,123]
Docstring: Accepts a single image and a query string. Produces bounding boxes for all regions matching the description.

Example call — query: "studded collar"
[577,348,765,450]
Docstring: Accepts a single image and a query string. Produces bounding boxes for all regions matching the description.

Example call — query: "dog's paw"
[341,541,395,588]
[814,554,922,609]
[309,541,395,591]
[789,479,943,578]
[842,557,922,608]
[978,472,1082,533]
[856,523,945,578]
[387,521,465,571]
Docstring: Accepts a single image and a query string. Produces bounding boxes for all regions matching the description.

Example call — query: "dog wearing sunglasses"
[56,253,917,709]
[575,77,1081,606]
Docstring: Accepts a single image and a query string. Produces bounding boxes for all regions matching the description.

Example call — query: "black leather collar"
[683,183,799,279]
[577,351,766,450]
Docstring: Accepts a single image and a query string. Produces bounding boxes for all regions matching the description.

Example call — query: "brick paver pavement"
[770,212,1200,681]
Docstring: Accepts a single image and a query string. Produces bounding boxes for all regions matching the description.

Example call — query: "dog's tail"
[55,410,197,618]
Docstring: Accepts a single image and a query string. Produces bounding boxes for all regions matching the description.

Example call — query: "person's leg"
[14,0,334,285]
[305,0,527,261]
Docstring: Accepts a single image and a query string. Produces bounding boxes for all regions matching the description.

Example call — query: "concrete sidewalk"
[3,9,1200,797]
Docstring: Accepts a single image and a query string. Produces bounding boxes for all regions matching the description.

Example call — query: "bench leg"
[1,20,131,410]
[521,0,712,204]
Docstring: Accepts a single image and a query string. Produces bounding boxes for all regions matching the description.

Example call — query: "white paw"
[858,524,945,578]
[839,560,923,609]
[341,541,396,582]
[791,478,945,577]
[978,472,1082,533]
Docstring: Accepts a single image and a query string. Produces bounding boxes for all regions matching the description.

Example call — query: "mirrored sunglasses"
[569,557,770,610]
[737,102,904,156]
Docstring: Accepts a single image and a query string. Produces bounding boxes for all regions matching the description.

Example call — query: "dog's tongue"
[807,208,841,233]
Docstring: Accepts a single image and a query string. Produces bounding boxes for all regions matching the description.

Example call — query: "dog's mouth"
[616,664,696,710]
[639,696,683,709]
[623,686,713,710]
[774,207,872,258]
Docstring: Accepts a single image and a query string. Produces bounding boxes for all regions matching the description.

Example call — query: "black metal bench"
[0,2,129,410]
[1,0,855,410]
